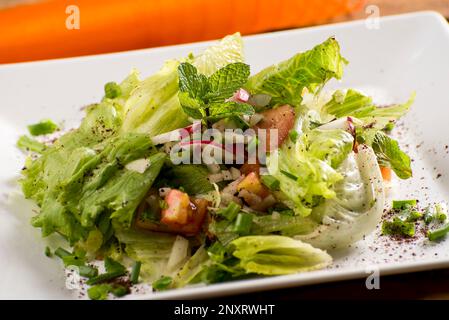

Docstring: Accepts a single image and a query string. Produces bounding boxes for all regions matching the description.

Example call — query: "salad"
[17,33,417,299]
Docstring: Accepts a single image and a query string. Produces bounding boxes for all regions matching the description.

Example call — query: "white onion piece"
[221,170,233,181]
[167,236,190,272]
[207,164,221,174]
[208,172,224,183]
[230,167,241,180]
[158,187,171,198]
[125,158,150,173]
[249,113,264,126]
[318,116,355,136]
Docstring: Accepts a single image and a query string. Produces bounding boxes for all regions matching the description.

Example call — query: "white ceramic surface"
[1,11,448,299]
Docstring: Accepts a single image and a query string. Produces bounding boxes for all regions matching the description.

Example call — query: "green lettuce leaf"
[122,33,245,134]
[322,89,415,143]
[164,164,214,195]
[230,235,332,275]
[245,37,347,106]
[372,131,412,179]
[115,227,178,282]
[267,128,354,216]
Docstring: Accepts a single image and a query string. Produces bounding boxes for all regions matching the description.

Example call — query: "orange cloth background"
[0,0,363,63]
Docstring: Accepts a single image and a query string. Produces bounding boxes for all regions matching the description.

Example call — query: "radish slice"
[226,88,250,103]
[151,122,202,145]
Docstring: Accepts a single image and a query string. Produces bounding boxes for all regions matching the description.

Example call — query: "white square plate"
[1,11,449,299]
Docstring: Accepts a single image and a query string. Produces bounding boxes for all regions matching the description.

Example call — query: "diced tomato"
[380,166,392,182]
[161,189,191,225]
[253,104,295,151]
[237,172,270,198]
[240,162,260,176]
[136,197,209,236]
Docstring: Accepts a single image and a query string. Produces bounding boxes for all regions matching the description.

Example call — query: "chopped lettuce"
[245,37,347,106]
[116,227,178,281]
[322,89,415,144]
[164,164,214,195]
[267,128,354,216]
[17,135,46,153]
[230,236,332,275]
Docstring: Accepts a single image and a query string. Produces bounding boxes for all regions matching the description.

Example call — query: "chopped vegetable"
[104,82,122,99]
[233,213,253,235]
[427,224,449,241]
[17,135,46,153]
[130,261,141,284]
[27,119,59,136]
[152,276,173,291]
[392,199,417,210]
[216,202,241,221]
[161,189,191,225]
[260,175,280,191]
[382,217,415,237]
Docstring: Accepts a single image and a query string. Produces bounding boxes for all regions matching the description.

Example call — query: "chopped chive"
[54,247,71,259]
[207,241,227,262]
[111,285,128,297]
[217,202,241,221]
[260,175,280,190]
[280,170,297,181]
[289,130,299,142]
[152,276,173,291]
[278,209,295,216]
[78,265,99,278]
[104,82,122,99]
[44,246,53,257]
[27,119,59,136]
[86,270,127,285]
[383,122,395,132]
[233,213,253,235]
[392,199,417,210]
[435,204,447,222]
[382,217,415,237]
[87,284,111,300]
[405,211,423,222]
[130,261,141,284]
[427,223,449,241]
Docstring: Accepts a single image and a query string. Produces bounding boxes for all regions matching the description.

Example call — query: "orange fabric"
[0,0,364,63]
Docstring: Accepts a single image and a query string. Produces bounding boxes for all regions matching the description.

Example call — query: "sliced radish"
[226,88,250,103]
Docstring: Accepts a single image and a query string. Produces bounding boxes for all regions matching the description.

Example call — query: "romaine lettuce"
[245,37,347,106]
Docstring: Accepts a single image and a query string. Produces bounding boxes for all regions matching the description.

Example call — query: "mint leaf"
[372,131,412,179]
[177,62,251,121]
[178,62,209,99]
[207,102,254,121]
[206,62,250,103]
